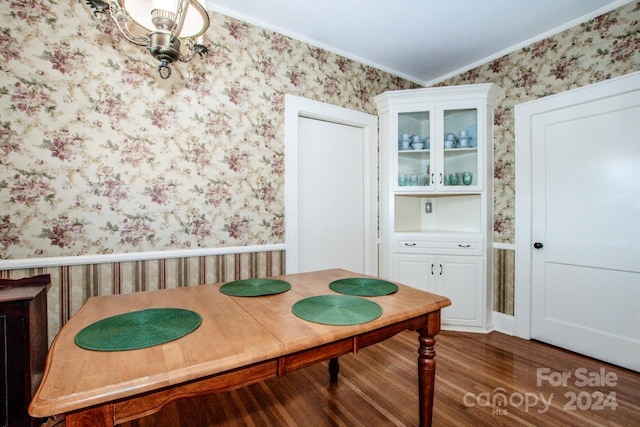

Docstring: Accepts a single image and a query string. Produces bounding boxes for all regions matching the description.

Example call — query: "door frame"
[284,95,378,275]
[514,71,640,340]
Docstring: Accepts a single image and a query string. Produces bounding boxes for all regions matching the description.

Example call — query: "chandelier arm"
[170,0,189,41]
[111,20,149,46]
[176,38,196,62]
[176,39,208,62]
[178,51,196,63]
[107,2,149,46]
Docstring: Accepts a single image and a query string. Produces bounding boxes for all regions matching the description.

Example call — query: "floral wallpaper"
[437,0,640,243]
[2,1,638,258]
[0,0,416,260]
[1,0,639,326]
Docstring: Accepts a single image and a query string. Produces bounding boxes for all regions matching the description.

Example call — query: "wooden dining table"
[29,269,451,427]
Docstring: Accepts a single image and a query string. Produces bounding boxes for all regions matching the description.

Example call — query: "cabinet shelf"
[444,147,477,153]
[394,193,482,234]
[398,147,478,154]
[395,188,482,193]
[399,149,430,153]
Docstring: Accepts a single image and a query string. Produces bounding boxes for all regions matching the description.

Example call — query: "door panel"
[543,263,638,341]
[297,117,365,273]
[439,256,482,325]
[531,89,640,371]
[392,254,435,293]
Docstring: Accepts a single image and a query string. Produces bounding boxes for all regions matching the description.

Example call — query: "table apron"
[64,313,434,427]
[114,360,279,424]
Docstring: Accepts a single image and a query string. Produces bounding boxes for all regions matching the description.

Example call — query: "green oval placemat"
[329,277,398,296]
[74,308,202,351]
[292,295,382,325]
[219,278,291,297]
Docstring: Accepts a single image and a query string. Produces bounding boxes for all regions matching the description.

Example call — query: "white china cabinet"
[374,84,500,332]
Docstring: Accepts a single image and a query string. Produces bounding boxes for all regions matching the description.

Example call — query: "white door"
[529,81,640,371]
[297,117,364,272]
[285,95,378,275]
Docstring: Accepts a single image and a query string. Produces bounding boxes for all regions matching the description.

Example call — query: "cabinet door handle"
[431,264,434,275]
[458,244,471,248]
[404,243,416,247]
[430,173,434,185]
[439,173,443,184]
[439,264,443,275]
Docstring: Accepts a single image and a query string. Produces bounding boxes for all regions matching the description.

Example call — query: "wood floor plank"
[120,330,640,426]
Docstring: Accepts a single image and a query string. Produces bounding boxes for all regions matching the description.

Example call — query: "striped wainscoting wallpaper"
[0,249,285,345]
[1,248,515,345]
[493,248,515,316]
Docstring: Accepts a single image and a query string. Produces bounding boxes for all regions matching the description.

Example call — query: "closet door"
[530,84,640,372]
[285,95,378,275]
[297,117,365,273]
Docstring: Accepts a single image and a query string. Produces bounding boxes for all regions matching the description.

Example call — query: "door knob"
[533,242,544,249]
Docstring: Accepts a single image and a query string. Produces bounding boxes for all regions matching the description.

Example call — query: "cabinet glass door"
[442,108,478,187]
[397,111,431,189]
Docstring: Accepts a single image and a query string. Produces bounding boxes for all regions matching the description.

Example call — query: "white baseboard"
[441,324,494,334]
[492,311,516,336]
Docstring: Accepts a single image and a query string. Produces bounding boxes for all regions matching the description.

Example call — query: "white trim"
[492,311,515,336]
[284,95,378,275]
[425,0,634,86]
[514,71,640,341]
[205,4,423,85]
[0,244,286,270]
[208,1,633,87]
[442,324,495,334]
[514,100,533,340]
[207,1,632,87]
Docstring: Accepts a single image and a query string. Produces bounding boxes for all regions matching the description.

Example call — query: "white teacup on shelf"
[458,136,472,147]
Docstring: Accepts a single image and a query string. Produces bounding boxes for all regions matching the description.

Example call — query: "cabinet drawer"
[394,237,483,255]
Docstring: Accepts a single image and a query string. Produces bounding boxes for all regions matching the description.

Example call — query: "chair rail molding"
[0,244,286,271]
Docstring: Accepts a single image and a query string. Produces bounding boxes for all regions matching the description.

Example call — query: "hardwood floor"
[121,330,639,427]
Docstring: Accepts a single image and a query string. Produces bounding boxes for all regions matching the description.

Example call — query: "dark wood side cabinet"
[0,275,50,427]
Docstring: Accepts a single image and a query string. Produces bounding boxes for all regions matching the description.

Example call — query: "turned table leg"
[418,311,441,427]
[329,357,340,382]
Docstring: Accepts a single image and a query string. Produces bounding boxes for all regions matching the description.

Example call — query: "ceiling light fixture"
[86,0,210,79]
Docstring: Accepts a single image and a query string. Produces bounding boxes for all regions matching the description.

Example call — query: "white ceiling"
[205,0,629,86]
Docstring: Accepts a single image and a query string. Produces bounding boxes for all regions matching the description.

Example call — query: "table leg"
[418,311,440,427]
[329,357,339,382]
